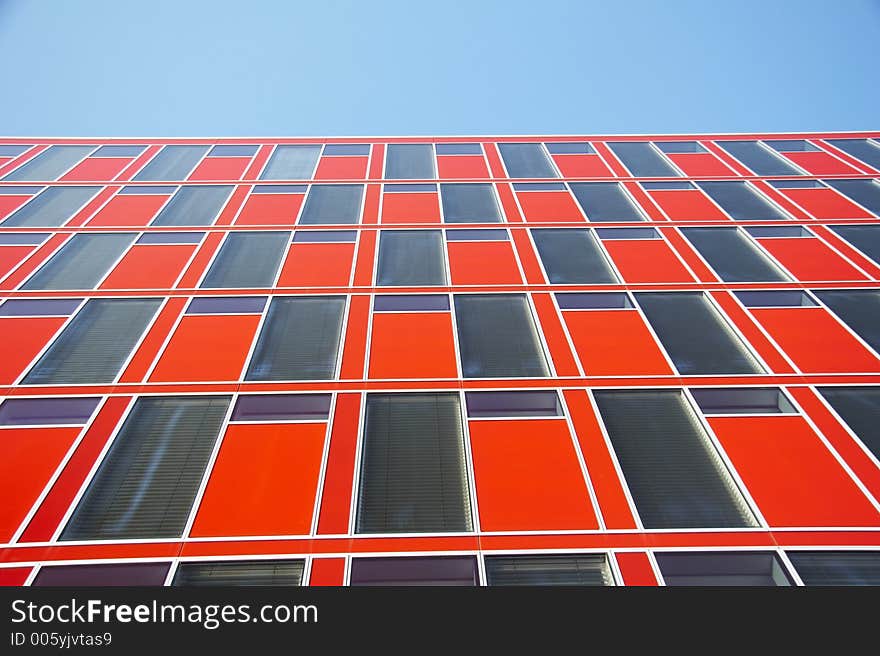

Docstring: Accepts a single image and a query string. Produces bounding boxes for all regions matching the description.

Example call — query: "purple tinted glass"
[186,296,267,314]
[252,185,308,194]
[767,179,824,189]
[596,227,659,240]
[373,295,450,312]
[734,290,816,307]
[92,145,146,158]
[435,143,482,155]
[119,185,177,195]
[0,145,32,157]
[0,186,44,195]
[349,556,478,586]
[292,230,357,243]
[384,183,437,193]
[745,226,810,238]
[136,232,204,244]
[0,298,82,316]
[545,142,595,154]
[232,393,332,421]
[556,292,633,309]
[208,145,258,157]
[0,397,101,425]
[445,229,508,241]
[641,181,695,190]
[512,182,567,191]
[466,391,561,418]
[33,562,171,586]
[0,232,49,245]
[690,387,795,414]
[323,144,370,156]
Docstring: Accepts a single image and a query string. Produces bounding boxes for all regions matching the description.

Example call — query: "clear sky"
[0,0,877,136]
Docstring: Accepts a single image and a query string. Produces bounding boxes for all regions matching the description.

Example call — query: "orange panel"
[551,154,613,177]
[665,152,735,176]
[309,558,345,585]
[615,552,659,586]
[437,155,489,178]
[99,244,196,289]
[0,427,81,541]
[648,190,730,221]
[515,190,584,222]
[149,314,260,382]
[59,157,130,181]
[783,151,861,176]
[314,156,368,180]
[563,310,673,375]
[86,194,168,227]
[751,307,880,373]
[447,241,522,285]
[710,415,880,527]
[191,423,326,537]
[0,246,34,279]
[187,157,249,180]
[0,317,66,384]
[0,194,32,219]
[777,188,874,219]
[277,242,355,287]
[603,240,693,283]
[368,312,458,379]
[469,419,598,531]
[756,237,867,282]
[380,192,441,223]
[235,193,304,225]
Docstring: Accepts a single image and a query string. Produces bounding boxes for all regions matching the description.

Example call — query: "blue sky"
[0,0,876,136]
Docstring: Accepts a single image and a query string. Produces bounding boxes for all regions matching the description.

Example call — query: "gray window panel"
[787,551,880,586]
[690,387,796,414]
[299,184,364,225]
[497,143,558,178]
[207,144,258,157]
[556,292,633,310]
[0,145,32,157]
[531,228,618,284]
[485,554,613,586]
[763,140,819,153]
[454,294,549,378]
[172,560,304,586]
[656,552,792,586]
[22,298,161,385]
[22,233,136,290]
[60,395,230,541]
[745,225,810,237]
[819,386,880,461]
[0,232,49,245]
[636,292,763,374]
[150,185,233,226]
[322,144,370,156]
[200,231,288,288]
[2,186,101,227]
[231,394,331,421]
[33,563,171,586]
[259,145,321,180]
[373,294,450,312]
[440,183,501,223]
[292,230,357,243]
[0,298,81,316]
[0,185,44,195]
[3,145,94,181]
[136,232,204,244]
[245,296,345,381]
[513,182,567,191]
[0,397,100,425]
[545,142,595,154]
[355,393,472,534]
[735,290,816,307]
[593,389,758,529]
[133,145,209,181]
[569,182,644,222]
[767,179,825,189]
[717,141,802,175]
[252,184,308,194]
[697,182,788,221]
[831,225,880,264]
[465,390,561,418]
[608,142,681,177]
[814,289,880,354]
[435,143,482,155]
[681,227,790,282]
[119,185,177,195]
[350,556,477,585]
[91,145,146,157]
[384,183,437,193]
[445,228,508,241]
[824,179,880,215]
[385,144,435,179]
[186,296,267,314]
[655,141,706,153]
[826,139,880,169]
[596,227,660,240]
[641,181,694,190]
[376,231,446,286]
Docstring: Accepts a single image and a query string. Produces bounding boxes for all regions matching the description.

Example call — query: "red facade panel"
[380,191,441,223]
[87,193,169,226]
[235,191,304,225]
[515,190,584,222]
[314,156,369,180]
[436,155,489,179]
[0,317,66,384]
[447,241,522,285]
[277,242,355,287]
[99,244,195,289]
[603,240,694,283]
[368,312,458,379]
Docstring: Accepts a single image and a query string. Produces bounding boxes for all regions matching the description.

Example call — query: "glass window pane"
[0,397,100,425]
[299,184,363,224]
[734,290,816,307]
[385,144,435,179]
[22,233,136,290]
[745,225,810,237]
[231,394,331,421]
[0,145,32,157]
[763,140,819,153]
[186,296,267,314]
[555,292,633,309]
[787,551,880,586]
[485,554,614,586]
[377,230,446,286]
[208,144,258,157]
[291,229,357,243]
[245,296,345,381]
[322,144,370,156]
[373,294,450,311]
[440,183,501,223]
[259,145,321,180]
[826,139,880,169]
[3,145,94,181]
[655,141,706,154]
[717,140,802,175]
[636,292,763,374]
[355,393,472,534]
[465,390,561,418]
[150,185,233,226]
[133,145,209,181]
[830,225,880,264]
[136,232,204,244]
[656,552,792,586]
[595,227,660,239]
[690,387,796,414]
[593,389,758,529]
[697,181,789,221]
[497,143,558,178]
[33,563,170,586]
[172,560,304,586]
[545,142,595,154]
[0,298,81,316]
[824,179,880,215]
[2,186,100,227]
[681,227,790,282]
[350,556,477,585]
[814,289,880,354]
[817,386,880,462]
[569,182,645,222]
[435,143,482,155]
[92,145,147,157]
[608,142,680,177]
[531,228,618,284]
[200,231,288,288]
[454,294,549,378]
[60,396,231,540]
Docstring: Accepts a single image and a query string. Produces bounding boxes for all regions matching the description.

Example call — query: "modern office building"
[1,133,880,586]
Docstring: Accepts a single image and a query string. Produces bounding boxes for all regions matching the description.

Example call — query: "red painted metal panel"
[709,291,794,374]
[515,190,584,222]
[235,192,304,225]
[436,155,489,178]
[368,312,458,379]
[187,157,250,180]
[277,242,355,287]
[776,188,874,220]
[86,193,169,227]
[783,151,861,175]
[380,191,441,223]
[99,244,195,289]
[447,241,522,285]
[551,154,613,177]
[648,189,730,221]
[665,152,734,176]
[0,246,35,279]
[308,558,345,585]
[0,317,67,384]
[756,237,867,282]
[603,240,694,283]
[317,393,361,534]
[59,158,131,181]
[119,297,187,383]
[314,156,368,180]
[531,292,579,377]
[615,552,659,585]
[0,194,32,219]
[339,295,370,379]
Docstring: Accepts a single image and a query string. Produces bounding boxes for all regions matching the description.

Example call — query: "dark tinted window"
[440,183,500,223]
[22,233,135,290]
[33,563,171,586]
[350,556,478,585]
[545,142,595,154]
[186,296,267,314]
[231,394,331,421]
[465,390,561,418]
[485,554,614,586]
[608,142,680,177]
[717,141,802,175]
[0,298,81,316]
[373,294,450,311]
[497,143,558,178]
[200,232,288,288]
[150,186,233,226]
[698,182,788,221]
[556,292,632,309]
[322,144,370,156]
[377,230,446,286]
[824,179,880,215]
[656,552,791,586]
[299,184,364,224]
[0,397,100,425]
[259,145,321,180]
[655,142,706,153]
[787,551,880,586]
[2,186,100,227]
[735,290,816,307]
[815,289,880,354]
[173,560,304,586]
[831,225,880,264]
[826,139,880,169]
[136,232,204,244]
[681,227,790,282]
[133,145,209,181]
[3,145,94,181]
[207,144,258,157]
[531,228,618,284]
[691,387,796,414]
[292,230,357,243]
[0,232,48,245]
[819,386,880,461]
[385,144,435,179]
[435,143,482,155]
[569,182,644,222]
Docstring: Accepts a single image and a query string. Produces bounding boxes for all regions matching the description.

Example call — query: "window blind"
[200,231,288,288]
[172,560,304,586]
[485,554,614,586]
[22,232,136,290]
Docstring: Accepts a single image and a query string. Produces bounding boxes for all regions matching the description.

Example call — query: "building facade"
[1,133,880,586]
